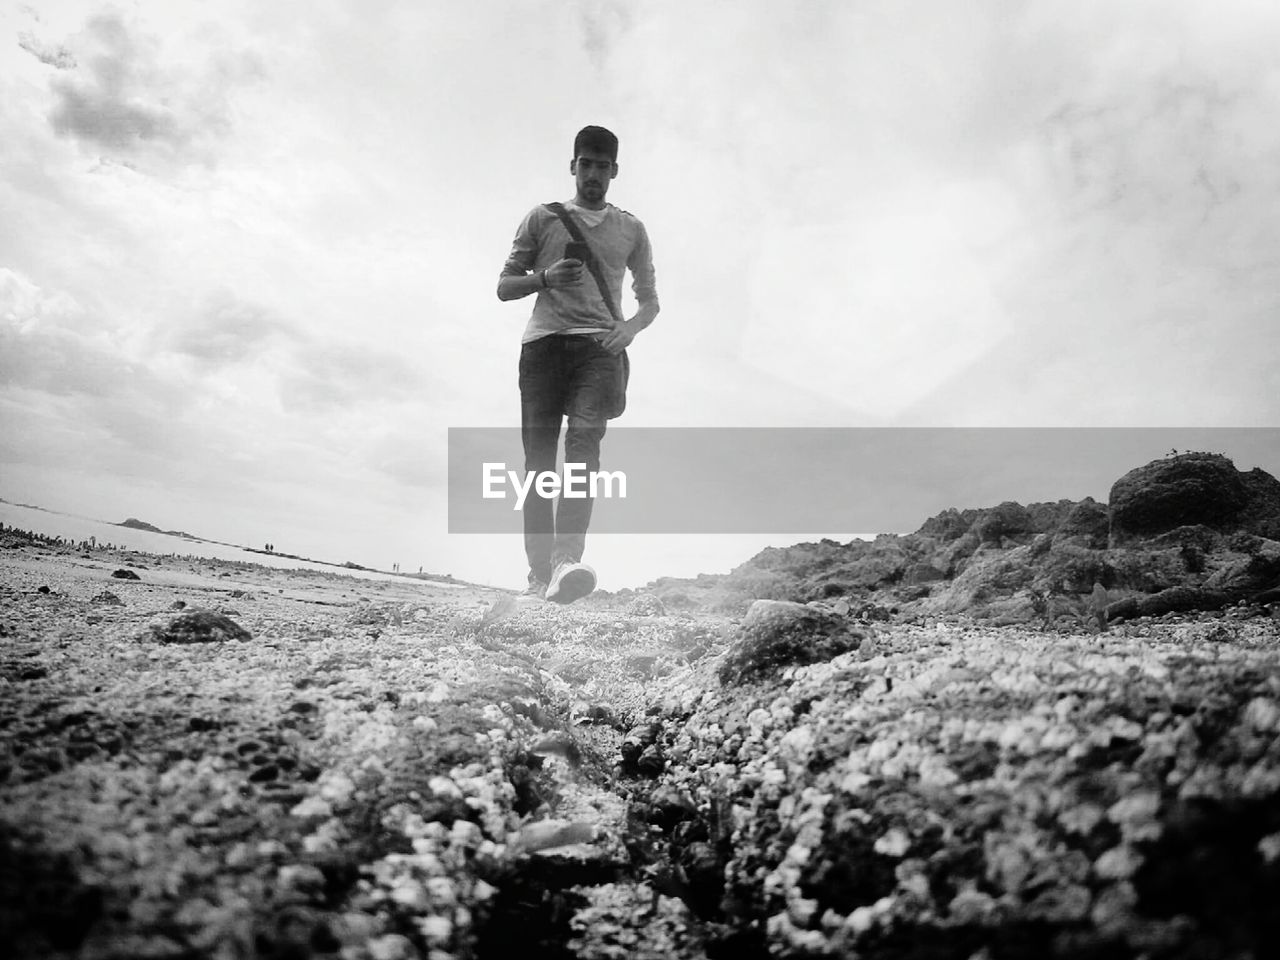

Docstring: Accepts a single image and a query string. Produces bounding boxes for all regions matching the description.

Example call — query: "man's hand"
[545,258,584,288]
[597,321,636,355]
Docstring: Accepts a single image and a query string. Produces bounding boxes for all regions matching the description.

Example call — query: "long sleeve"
[501,207,542,278]
[627,220,658,308]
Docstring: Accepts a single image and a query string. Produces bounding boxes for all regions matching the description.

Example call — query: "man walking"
[497,125,659,603]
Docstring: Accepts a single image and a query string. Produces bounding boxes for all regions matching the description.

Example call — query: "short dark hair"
[574,125,618,161]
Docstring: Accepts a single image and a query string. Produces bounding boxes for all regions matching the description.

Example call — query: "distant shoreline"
[0,498,495,591]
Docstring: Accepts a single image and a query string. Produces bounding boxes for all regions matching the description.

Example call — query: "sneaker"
[518,578,548,603]
[546,561,596,604]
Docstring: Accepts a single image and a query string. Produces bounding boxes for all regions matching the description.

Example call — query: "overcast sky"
[2,1,1279,588]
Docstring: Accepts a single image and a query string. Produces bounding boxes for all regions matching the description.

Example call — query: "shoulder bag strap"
[544,202,625,326]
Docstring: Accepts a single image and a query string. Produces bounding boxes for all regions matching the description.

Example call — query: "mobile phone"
[564,241,591,263]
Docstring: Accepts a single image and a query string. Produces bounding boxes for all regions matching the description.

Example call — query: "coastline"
[0,502,482,590]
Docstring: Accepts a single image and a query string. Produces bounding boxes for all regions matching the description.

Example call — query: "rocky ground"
[643,452,1280,627]
[2,511,1280,959]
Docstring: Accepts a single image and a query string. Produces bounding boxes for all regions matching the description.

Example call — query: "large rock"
[1202,538,1280,594]
[734,539,853,580]
[718,601,865,685]
[651,453,1280,623]
[1104,585,1233,622]
[921,549,1036,615]
[1239,468,1280,540]
[1057,498,1110,547]
[972,501,1034,545]
[150,610,252,644]
[1030,541,1110,594]
[817,548,909,594]
[903,562,946,585]
[914,508,972,541]
[1109,453,1250,544]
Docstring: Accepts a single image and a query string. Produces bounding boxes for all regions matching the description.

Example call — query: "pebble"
[1243,697,1280,733]
[329,911,381,945]
[514,819,597,852]
[1094,845,1144,880]
[367,933,420,960]
[418,915,452,944]
[224,843,253,869]
[390,879,430,910]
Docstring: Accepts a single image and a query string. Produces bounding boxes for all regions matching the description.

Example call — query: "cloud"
[0,267,416,505]
[278,340,424,414]
[0,308,192,475]
[48,14,182,151]
[0,320,126,398]
[593,0,1280,425]
[17,31,75,69]
[365,430,450,491]
[0,267,83,328]
[167,291,294,367]
[40,11,261,167]
[576,0,632,70]
[0,270,139,400]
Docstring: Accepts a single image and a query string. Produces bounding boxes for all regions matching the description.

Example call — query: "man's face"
[570,149,617,207]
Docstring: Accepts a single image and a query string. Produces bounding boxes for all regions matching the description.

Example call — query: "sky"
[2,0,1279,589]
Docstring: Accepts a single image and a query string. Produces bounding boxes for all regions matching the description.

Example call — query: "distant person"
[497,124,659,603]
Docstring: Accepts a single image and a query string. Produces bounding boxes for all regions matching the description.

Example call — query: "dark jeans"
[519,334,624,583]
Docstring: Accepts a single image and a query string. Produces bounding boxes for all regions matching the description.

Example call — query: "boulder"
[150,610,252,644]
[903,562,946,585]
[1058,498,1110,547]
[1144,524,1225,552]
[972,501,1034,544]
[1202,538,1280,595]
[1091,582,1110,630]
[1104,547,1191,593]
[798,539,911,596]
[718,600,864,685]
[1031,542,1109,595]
[923,548,1037,614]
[915,507,972,541]
[1109,454,1249,544]
[1239,468,1280,540]
[939,530,982,572]
[984,594,1039,626]
[1025,499,1084,533]
[1104,586,1232,622]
